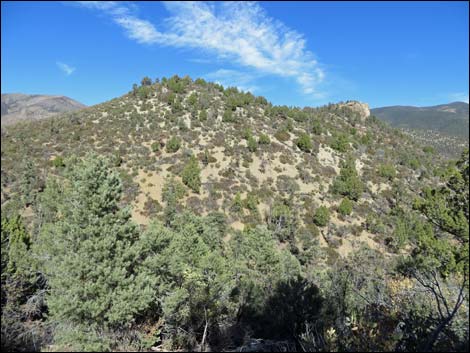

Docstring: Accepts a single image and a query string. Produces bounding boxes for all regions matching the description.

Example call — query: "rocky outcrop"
[339,100,370,121]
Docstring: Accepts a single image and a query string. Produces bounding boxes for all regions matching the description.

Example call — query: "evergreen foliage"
[35,154,156,331]
[313,206,330,227]
[331,157,364,201]
[258,133,270,145]
[247,135,258,152]
[338,197,353,216]
[378,163,397,180]
[182,155,201,193]
[166,136,181,153]
[296,133,313,152]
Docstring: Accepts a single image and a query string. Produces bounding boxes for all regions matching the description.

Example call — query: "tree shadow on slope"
[215,276,324,352]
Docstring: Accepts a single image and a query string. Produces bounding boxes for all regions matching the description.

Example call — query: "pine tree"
[19,160,37,207]
[35,154,156,331]
[182,155,201,193]
[398,149,469,350]
[331,157,364,201]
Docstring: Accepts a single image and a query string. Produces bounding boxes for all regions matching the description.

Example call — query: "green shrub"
[181,155,201,193]
[296,133,313,152]
[378,163,396,180]
[247,136,258,152]
[51,156,65,168]
[274,129,290,142]
[331,157,364,201]
[137,85,153,100]
[243,127,253,140]
[166,136,181,153]
[313,206,330,227]
[223,109,235,123]
[151,142,160,152]
[422,146,435,154]
[330,133,350,152]
[199,110,207,121]
[231,192,243,213]
[338,198,353,216]
[311,119,323,135]
[258,133,270,145]
[243,193,259,212]
[359,131,372,146]
[202,149,217,165]
[187,92,198,106]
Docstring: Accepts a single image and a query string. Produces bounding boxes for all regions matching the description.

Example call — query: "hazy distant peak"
[1,93,86,126]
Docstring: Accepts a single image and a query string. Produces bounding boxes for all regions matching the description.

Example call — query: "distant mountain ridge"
[1,93,86,126]
[371,101,469,139]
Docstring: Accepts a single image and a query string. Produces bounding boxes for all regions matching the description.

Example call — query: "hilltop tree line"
[1,149,468,352]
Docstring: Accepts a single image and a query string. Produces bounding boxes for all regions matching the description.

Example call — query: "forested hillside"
[372,102,469,139]
[1,75,468,352]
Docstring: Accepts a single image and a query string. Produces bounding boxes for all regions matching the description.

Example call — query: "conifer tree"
[398,149,469,350]
[331,156,364,201]
[35,154,156,332]
[182,155,201,193]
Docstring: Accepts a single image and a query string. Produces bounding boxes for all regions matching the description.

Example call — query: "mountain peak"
[1,93,86,126]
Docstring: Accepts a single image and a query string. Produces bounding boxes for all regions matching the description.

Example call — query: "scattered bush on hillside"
[296,133,313,152]
[338,197,353,216]
[166,136,181,153]
[313,206,330,227]
[181,155,201,193]
[258,133,270,145]
[331,157,364,201]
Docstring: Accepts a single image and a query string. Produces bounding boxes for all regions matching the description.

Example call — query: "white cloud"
[75,1,325,96]
[114,16,162,44]
[448,92,469,103]
[205,69,259,93]
[56,61,76,76]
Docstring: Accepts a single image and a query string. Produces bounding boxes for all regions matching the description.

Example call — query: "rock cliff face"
[339,101,370,121]
[1,93,86,126]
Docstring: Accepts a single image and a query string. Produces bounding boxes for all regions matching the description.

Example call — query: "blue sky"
[1,1,468,108]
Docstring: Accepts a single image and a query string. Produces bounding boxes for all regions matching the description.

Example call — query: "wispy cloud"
[205,69,260,93]
[447,92,469,103]
[75,1,325,96]
[56,61,76,76]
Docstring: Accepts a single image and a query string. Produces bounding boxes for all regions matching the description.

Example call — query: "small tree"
[182,155,201,193]
[258,133,270,145]
[231,192,243,214]
[330,133,350,152]
[398,149,469,350]
[35,154,156,335]
[199,110,207,122]
[141,76,152,86]
[338,198,353,216]
[151,142,160,153]
[296,133,313,152]
[243,127,253,140]
[313,206,330,227]
[247,136,258,153]
[166,136,181,153]
[19,160,38,206]
[311,119,323,135]
[378,163,396,180]
[162,177,186,226]
[331,157,364,201]
[187,92,198,106]
[223,109,235,123]
[51,156,65,168]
